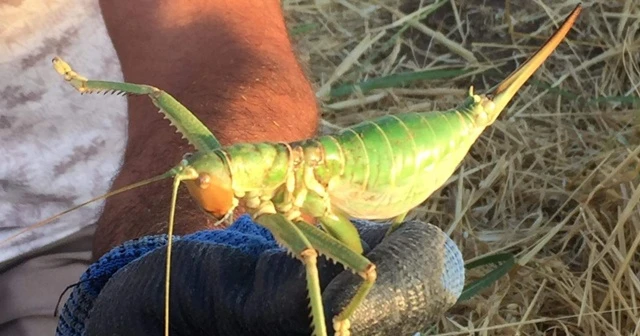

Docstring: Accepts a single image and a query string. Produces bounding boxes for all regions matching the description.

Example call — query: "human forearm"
[94,0,318,258]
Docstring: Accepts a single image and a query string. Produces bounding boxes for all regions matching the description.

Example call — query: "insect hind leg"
[52,57,221,152]
[53,57,155,96]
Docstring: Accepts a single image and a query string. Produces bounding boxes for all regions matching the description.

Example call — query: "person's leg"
[0,1,125,335]
[0,225,95,336]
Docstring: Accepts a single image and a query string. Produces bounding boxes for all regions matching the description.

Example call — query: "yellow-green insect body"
[183,88,518,227]
[312,93,487,220]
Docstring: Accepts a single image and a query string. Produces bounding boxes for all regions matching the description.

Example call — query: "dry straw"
[285,0,640,334]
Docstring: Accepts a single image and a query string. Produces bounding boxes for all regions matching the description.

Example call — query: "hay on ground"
[284,0,640,334]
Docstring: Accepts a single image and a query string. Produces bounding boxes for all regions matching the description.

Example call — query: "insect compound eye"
[197,173,211,189]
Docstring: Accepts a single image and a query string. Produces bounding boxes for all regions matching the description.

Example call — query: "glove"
[56,215,464,336]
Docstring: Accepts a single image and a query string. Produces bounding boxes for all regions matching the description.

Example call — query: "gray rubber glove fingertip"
[323,221,465,335]
[441,231,465,300]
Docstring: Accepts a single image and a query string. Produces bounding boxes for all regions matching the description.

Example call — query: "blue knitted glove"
[56,215,464,336]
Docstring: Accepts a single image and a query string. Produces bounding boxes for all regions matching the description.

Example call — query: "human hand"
[56,216,464,336]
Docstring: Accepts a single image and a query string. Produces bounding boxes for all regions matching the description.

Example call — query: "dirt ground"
[284,0,640,334]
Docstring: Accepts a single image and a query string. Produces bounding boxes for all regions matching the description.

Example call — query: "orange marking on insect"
[184,173,234,219]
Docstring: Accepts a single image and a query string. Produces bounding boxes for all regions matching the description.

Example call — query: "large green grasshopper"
[7,4,581,336]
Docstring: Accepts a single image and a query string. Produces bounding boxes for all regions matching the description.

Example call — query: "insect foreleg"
[52,57,221,152]
[292,219,376,336]
[253,213,327,336]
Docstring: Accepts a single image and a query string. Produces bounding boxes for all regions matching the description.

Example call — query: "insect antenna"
[53,275,110,317]
[0,170,176,247]
[164,168,198,336]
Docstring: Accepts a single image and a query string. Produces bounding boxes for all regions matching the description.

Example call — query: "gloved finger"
[240,220,464,335]
[324,220,464,335]
[84,240,343,336]
[82,221,463,336]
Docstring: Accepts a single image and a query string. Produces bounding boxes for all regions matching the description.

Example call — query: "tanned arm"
[94,0,318,258]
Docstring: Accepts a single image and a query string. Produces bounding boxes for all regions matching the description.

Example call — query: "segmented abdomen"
[311,107,482,219]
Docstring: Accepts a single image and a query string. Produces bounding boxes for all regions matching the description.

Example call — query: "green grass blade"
[530,79,639,106]
[329,68,471,98]
[457,253,515,302]
[290,22,319,36]
[589,94,640,105]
